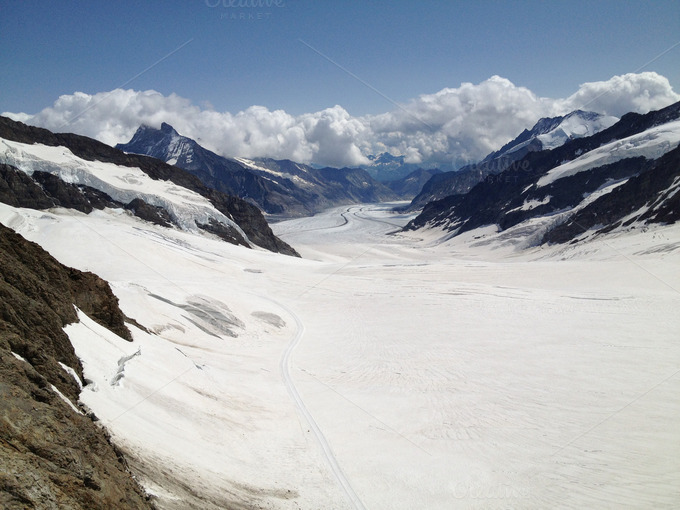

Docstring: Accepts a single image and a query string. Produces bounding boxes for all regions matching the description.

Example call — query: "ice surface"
[1,201,678,509]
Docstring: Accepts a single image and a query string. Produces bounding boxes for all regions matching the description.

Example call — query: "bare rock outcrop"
[0,223,153,509]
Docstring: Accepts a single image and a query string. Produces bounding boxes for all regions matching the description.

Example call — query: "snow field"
[1,201,679,509]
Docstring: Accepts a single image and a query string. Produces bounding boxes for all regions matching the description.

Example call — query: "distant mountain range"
[117,124,439,217]
[405,101,680,246]
[362,152,426,181]
[406,110,619,211]
[234,156,441,205]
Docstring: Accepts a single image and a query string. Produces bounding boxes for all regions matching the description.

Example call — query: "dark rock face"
[0,116,298,257]
[32,171,121,213]
[0,164,56,210]
[124,198,173,228]
[203,191,295,253]
[0,164,122,214]
[405,101,680,244]
[0,223,152,509]
[0,223,132,398]
[544,145,680,243]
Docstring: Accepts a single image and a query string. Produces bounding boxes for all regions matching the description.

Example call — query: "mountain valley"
[1,102,679,509]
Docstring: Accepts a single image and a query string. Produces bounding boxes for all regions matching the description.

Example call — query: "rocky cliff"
[0,222,153,509]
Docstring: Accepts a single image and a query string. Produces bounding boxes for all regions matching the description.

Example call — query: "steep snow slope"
[1,202,678,509]
[537,120,680,187]
[0,137,249,240]
[536,111,618,149]
[485,110,619,161]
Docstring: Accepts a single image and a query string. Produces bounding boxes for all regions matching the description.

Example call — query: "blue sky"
[1,1,679,167]
[2,0,678,115]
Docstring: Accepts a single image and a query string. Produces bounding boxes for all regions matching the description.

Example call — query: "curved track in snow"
[276,300,367,510]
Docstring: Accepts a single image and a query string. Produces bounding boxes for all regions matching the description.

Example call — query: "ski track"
[276,298,367,510]
[272,204,412,509]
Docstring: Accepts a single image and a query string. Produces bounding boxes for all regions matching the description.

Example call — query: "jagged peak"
[130,123,179,138]
[160,122,179,136]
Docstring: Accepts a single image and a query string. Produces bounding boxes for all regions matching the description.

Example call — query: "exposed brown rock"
[0,223,153,508]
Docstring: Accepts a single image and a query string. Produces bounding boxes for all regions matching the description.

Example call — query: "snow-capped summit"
[483,110,619,162]
[119,122,197,168]
[367,152,405,166]
[362,152,427,181]
[536,110,619,150]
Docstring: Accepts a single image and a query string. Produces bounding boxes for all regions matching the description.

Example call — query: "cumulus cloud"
[557,72,680,117]
[366,76,555,165]
[3,72,678,169]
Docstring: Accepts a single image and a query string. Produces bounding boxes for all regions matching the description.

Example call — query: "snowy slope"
[537,119,680,187]
[536,110,618,150]
[233,156,314,186]
[485,110,619,161]
[1,201,678,509]
[0,137,250,241]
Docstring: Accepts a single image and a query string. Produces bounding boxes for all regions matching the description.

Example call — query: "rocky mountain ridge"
[118,124,400,217]
[0,117,298,257]
[406,110,619,211]
[405,101,680,245]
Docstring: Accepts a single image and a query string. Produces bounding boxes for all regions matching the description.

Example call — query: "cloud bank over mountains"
[4,72,678,169]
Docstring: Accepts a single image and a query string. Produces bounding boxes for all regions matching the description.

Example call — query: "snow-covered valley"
[1,202,679,509]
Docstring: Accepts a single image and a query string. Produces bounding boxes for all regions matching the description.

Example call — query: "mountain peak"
[160,122,179,136]
[483,110,619,163]
[368,152,404,164]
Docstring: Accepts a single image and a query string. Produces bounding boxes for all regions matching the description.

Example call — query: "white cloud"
[2,111,33,123]
[366,76,556,166]
[557,72,680,117]
[3,72,678,169]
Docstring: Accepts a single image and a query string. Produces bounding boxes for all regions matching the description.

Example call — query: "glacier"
[1,200,678,509]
